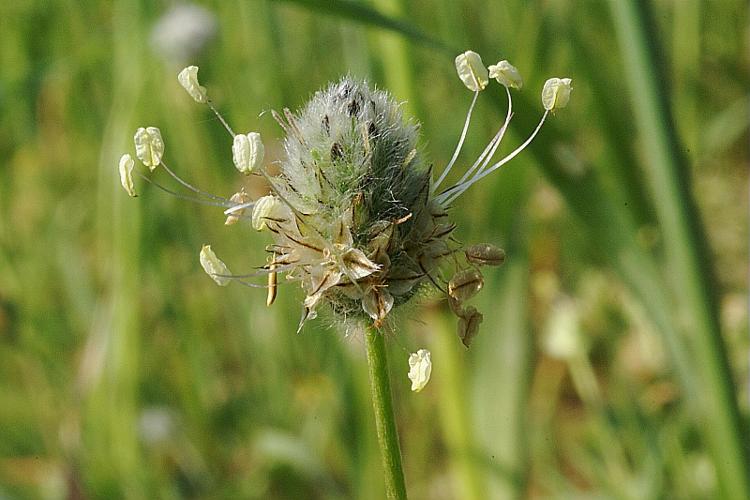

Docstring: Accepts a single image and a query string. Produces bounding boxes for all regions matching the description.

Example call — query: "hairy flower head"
[264,79,450,328]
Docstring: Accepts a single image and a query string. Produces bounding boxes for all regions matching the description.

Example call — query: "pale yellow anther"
[232,132,264,175]
[133,126,164,170]
[542,78,573,112]
[199,245,232,286]
[488,60,523,89]
[407,349,432,392]
[251,195,280,231]
[177,65,208,103]
[455,51,489,92]
[118,153,137,197]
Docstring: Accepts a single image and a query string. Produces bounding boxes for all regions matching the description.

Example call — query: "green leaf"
[270,0,453,52]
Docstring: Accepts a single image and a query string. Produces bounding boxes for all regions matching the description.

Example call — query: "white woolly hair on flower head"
[267,77,449,330]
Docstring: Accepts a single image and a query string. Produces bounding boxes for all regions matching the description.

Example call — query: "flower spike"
[123,65,569,357]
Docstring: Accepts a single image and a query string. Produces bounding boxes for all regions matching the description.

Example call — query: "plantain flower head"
[119,59,570,358]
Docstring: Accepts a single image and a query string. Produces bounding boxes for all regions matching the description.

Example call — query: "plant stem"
[364,325,408,500]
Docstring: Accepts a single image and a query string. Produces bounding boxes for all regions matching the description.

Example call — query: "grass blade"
[270,0,453,52]
[606,1,750,497]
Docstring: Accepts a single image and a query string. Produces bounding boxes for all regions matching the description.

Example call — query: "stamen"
[439,87,514,203]
[440,110,549,205]
[459,86,514,184]
[212,264,294,279]
[136,172,232,208]
[223,201,256,216]
[207,101,235,137]
[432,90,480,192]
[160,160,231,203]
[225,278,280,289]
[437,115,512,203]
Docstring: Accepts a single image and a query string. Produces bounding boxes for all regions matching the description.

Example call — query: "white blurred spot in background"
[151,4,217,65]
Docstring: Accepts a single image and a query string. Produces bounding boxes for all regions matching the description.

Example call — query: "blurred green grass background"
[1,0,748,498]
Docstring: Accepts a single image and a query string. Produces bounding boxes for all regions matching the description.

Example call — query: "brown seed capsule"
[465,243,506,266]
[448,268,484,302]
[457,306,483,348]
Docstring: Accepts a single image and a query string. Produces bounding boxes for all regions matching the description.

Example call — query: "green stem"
[364,325,408,500]
[607,1,750,498]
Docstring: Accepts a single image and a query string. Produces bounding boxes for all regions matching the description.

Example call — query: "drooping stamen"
[456,86,514,185]
[207,101,235,137]
[160,160,232,204]
[224,277,284,289]
[136,172,233,208]
[212,263,295,279]
[223,201,256,216]
[439,110,549,205]
[432,90,480,192]
[437,87,514,203]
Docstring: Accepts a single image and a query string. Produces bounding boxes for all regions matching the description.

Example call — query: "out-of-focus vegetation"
[1,0,748,498]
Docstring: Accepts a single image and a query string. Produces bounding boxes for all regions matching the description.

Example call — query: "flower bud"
[134,126,164,170]
[224,189,251,226]
[542,78,572,112]
[251,195,280,231]
[199,245,231,286]
[448,268,484,302]
[232,132,264,174]
[488,60,523,89]
[407,349,432,392]
[118,153,137,197]
[455,51,489,92]
[177,65,208,103]
[465,243,506,266]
